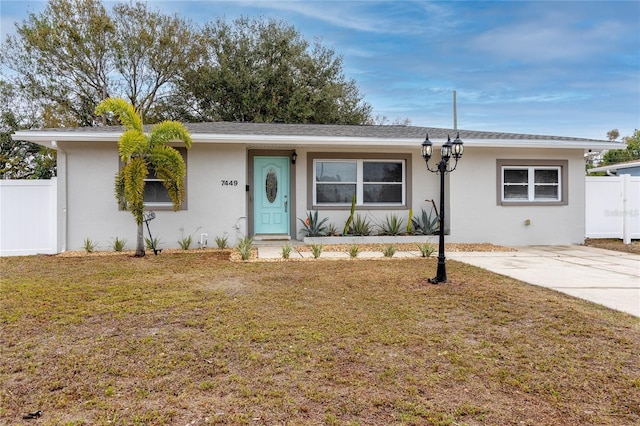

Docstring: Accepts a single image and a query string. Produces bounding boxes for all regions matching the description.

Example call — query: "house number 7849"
[221,180,239,186]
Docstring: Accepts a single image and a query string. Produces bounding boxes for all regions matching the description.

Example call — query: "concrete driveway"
[449,245,640,317]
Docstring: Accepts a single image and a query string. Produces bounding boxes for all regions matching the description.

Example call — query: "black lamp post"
[420,132,464,284]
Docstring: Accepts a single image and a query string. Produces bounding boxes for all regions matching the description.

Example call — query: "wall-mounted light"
[291,150,298,165]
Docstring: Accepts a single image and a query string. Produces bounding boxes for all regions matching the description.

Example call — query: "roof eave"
[12,130,617,151]
[588,160,640,173]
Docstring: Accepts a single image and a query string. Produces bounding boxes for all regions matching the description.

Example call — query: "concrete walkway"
[258,244,639,317]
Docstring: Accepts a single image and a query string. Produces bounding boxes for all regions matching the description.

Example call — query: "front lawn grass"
[1,253,638,425]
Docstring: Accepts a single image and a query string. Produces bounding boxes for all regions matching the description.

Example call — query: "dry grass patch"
[584,238,640,255]
[1,254,638,425]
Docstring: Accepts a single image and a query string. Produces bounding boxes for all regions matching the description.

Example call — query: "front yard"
[1,253,638,425]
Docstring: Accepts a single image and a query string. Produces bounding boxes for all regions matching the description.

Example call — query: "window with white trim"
[314,159,405,206]
[501,166,561,202]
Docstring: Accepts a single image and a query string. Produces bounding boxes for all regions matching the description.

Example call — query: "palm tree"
[95,98,192,256]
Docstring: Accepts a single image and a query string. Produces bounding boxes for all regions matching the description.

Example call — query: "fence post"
[622,174,631,244]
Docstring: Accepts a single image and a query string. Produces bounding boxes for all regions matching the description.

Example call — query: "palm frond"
[149,146,186,210]
[149,145,186,176]
[148,121,193,149]
[95,98,143,131]
[123,157,148,224]
[114,168,127,210]
[118,129,147,160]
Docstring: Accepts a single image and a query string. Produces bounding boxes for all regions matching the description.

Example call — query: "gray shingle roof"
[184,122,590,140]
[41,121,609,143]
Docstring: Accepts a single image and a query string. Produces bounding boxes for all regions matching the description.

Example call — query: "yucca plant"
[83,238,98,253]
[350,214,372,236]
[178,226,201,250]
[215,235,229,249]
[281,243,292,259]
[383,244,396,258]
[145,236,162,251]
[111,237,127,252]
[237,236,253,261]
[417,242,436,258]
[298,211,329,237]
[326,223,340,236]
[310,243,323,259]
[178,235,192,250]
[380,213,405,236]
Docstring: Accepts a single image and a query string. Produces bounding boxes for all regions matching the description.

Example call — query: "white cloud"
[469,17,623,63]
[234,0,451,36]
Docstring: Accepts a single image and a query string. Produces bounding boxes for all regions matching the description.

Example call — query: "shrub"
[215,235,229,249]
[406,209,414,234]
[417,242,436,257]
[83,238,98,253]
[237,236,253,261]
[350,214,372,236]
[178,226,201,250]
[178,234,192,250]
[299,211,329,237]
[380,213,405,236]
[326,223,340,236]
[145,236,162,251]
[281,243,292,259]
[310,243,323,259]
[110,237,127,252]
[383,244,396,258]
[348,245,360,258]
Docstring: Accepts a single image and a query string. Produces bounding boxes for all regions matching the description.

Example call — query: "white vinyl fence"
[585,174,640,243]
[0,179,57,256]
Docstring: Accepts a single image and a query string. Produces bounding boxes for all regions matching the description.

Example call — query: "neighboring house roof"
[13,122,619,150]
[588,159,640,174]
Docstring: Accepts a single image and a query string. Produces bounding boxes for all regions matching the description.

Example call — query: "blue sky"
[1,0,639,140]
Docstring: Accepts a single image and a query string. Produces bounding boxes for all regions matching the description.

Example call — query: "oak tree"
[1,0,200,126]
[171,17,371,124]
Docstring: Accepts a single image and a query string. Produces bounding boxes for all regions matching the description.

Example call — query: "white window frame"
[313,158,406,207]
[496,159,569,206]
[144,174,174,207]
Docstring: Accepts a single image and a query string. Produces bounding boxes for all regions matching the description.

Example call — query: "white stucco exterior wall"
[55,140,589,251]
[185,144,248,246]
[448,147,586,245]
[59,141,250,251]
[62,142,133,251]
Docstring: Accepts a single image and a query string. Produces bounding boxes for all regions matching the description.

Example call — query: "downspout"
[51,141,67,252]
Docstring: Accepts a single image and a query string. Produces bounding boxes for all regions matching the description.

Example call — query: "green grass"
[1,253,639,425]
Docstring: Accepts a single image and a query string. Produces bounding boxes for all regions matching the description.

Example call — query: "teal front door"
[254,156,290,235]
